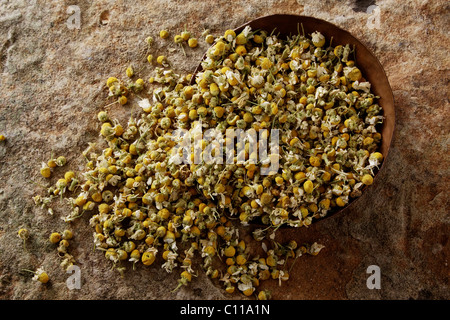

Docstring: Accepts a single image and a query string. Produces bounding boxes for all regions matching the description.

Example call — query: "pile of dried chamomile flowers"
[32,26,383,298]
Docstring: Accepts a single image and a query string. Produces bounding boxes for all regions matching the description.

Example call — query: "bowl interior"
[231,14,395,159]
[192,14,395,223]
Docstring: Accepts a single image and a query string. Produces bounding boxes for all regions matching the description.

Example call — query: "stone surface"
[0,0,448,300]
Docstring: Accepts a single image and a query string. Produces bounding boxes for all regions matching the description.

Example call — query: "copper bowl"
[192,14,395,224]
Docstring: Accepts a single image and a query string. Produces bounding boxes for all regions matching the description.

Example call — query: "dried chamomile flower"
[97,110,109,122]
[134,78,145,92]
[188,38,198,48]
[49,232,62,244]
[172,270,192,292]
[22,267,49,284]
[156,55,169,67]
[33,268,50,283]
[145,36,154,46]
[18,228,30,249]
[205,34,215,44]
[126,66,134,78]
[40,163,51,178]
[62,229,73,240]
[159,29,169,39]
[174,34,183,44]
[106,77,118,87]
[257,289,272,300]
[361,174,374,185]
[311,31,325,47]
[55,156,66,167]
[18,228,30,241]
[181,28,191,42]
[118,95,128,105]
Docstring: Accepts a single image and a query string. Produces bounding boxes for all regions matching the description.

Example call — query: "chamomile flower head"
[32,267,49,284]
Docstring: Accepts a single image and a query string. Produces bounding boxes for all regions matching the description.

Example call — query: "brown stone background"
[0,0,448,300]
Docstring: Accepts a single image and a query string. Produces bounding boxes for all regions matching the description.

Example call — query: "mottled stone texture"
[0,0,448,300]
